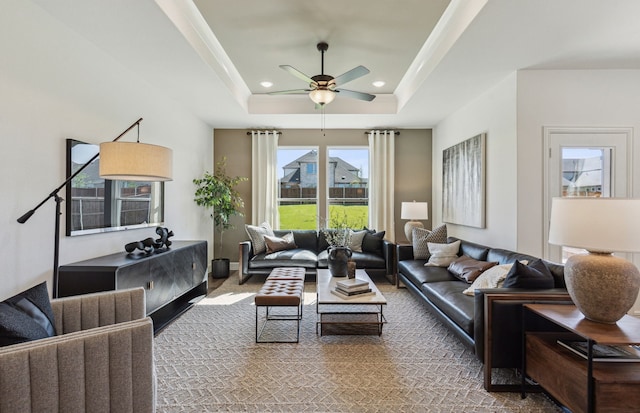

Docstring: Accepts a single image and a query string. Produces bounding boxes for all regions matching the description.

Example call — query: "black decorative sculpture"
[125,227,174,254]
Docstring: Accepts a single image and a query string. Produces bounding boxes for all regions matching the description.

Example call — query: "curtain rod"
[246,130,282,135]
[245,130,399,135]
[364,130,400,135]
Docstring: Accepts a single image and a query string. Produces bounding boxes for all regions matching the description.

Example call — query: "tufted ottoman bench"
[255,268,305,343]
[266,266,306,282]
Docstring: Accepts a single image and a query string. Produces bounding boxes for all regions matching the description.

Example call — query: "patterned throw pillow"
[412,223,447,259]
[245,222,274,255]
[424,240,461,267]
[264,232,297,254]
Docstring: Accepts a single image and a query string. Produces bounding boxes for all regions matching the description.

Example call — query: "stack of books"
[331,278,375,299]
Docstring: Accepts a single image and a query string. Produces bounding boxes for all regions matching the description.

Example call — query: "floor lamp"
[17,118,172,298]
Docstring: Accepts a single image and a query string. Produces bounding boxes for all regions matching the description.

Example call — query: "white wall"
[517,69,640,314]
[433,73,518,249]
[0,1,213,299]
[517,70,640,256]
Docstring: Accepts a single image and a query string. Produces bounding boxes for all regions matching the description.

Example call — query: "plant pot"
[211,258,230,279]
[327,246,352,277]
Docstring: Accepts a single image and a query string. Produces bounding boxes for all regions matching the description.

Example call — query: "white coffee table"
[316,269,387,336]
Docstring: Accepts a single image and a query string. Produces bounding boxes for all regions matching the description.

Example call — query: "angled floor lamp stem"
[17,118,143,298]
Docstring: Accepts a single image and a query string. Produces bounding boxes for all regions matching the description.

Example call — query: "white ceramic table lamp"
[401,201,429,242]
[548,197,640,323]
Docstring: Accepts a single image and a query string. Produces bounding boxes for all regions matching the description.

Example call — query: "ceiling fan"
[269,42,376,108]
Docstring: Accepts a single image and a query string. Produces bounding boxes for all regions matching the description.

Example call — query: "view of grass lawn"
[279,204,368,230]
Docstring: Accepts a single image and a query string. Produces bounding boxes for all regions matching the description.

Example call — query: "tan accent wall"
[212,130,252,260]
[394,130,433,242]
[213,129,431,261]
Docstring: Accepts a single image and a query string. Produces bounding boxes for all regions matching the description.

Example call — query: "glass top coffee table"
[316,269,387,336]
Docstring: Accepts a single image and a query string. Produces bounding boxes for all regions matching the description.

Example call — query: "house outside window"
[278,148,318,229]
[277,147,369,230]
[327,148,368,229]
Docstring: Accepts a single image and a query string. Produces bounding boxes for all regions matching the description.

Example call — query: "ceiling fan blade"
[333,65,370,86]
[280,65,315,84]
[267,89,310,95]
[335,88,376,102]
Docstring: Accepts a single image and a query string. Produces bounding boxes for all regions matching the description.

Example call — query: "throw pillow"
[447,255,498,283]
[362,230,385,254]
[502,259,555,289]
[424,240,461,267]
[462,263,514,296]
[0,281,56,347]
[264,232,297,254]
[412,223,448,260]
[245,222,274,255]
[348,229,368,252]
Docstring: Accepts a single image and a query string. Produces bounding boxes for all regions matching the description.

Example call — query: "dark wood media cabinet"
[523,304,640,413]
[58,240,208,333]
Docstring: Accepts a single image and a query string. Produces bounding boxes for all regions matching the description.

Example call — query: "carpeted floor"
[154,273,562,412]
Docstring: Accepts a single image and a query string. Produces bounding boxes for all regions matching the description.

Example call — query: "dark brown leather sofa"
[239,229,395,285]
[396,236,572,391]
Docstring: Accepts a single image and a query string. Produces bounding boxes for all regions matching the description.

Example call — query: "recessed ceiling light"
[372,81,385,88]
[260,81,273,88]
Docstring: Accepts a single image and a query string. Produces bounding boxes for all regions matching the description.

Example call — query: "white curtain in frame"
[368,130,395,242]
[251,130,280,227]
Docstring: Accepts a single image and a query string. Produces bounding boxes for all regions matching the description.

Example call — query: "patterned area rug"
[154,274,561,412]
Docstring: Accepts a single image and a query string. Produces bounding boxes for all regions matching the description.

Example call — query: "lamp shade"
[548,197,640,253]
[309,89,336,105]
[401,201,429,220]
[99,142,173,182]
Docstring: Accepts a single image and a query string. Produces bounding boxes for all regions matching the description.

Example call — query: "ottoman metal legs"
[254,271,305,343]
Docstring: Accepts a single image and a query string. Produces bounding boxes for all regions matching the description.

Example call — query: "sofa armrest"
[52,287,146,335]
[396,244,414,261]
[382,240,395,276]
[0,318,155,412]
[474,288,572,391]
[239,241,253,284]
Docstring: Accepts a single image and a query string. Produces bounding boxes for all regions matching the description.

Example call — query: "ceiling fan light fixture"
[309,88,336,105]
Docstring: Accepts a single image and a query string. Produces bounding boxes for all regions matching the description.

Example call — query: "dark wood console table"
[58,240,208,333]
[522,304,640,413]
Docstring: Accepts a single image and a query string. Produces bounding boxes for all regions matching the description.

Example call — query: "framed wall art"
[442,133,486,228]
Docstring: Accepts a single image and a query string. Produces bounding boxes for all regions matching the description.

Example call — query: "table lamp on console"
[548,197,640,323]
[401,201,429,243]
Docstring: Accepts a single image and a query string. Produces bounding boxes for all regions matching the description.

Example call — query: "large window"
[276,147,369,230]
[327,148,369,229]
[277,148,318,230]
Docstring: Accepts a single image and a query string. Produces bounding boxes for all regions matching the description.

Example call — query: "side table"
[522,304,640,413]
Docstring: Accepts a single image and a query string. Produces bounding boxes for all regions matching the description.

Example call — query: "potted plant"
[320,210,356,277]
[193,157,247,278]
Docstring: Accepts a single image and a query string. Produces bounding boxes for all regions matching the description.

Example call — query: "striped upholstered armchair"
[0,287,155,412]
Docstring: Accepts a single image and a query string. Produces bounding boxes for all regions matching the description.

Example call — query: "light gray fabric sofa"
[0,287,155,412]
